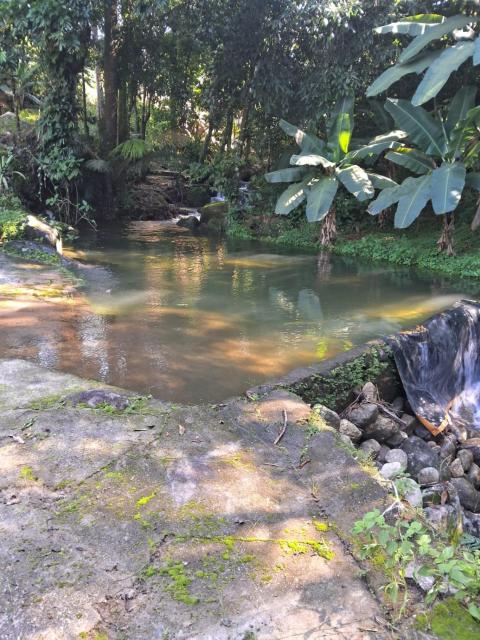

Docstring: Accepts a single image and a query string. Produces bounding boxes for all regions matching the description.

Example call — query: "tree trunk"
[320,206,337,247]
[199,118,214,164]
[437,213,455,256]
[102,0,118,152]
[117,80,129,143]
[81,72,89,137]
[221,108,234,152]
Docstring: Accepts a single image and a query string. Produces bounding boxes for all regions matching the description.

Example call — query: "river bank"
[226,211,480,280]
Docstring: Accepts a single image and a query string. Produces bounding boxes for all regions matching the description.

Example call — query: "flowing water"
[1,220,477,403]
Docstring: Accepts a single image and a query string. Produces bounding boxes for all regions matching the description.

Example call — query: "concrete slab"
[0,358,393,640]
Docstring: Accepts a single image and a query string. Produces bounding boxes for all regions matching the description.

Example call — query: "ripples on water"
[0,221,475,403]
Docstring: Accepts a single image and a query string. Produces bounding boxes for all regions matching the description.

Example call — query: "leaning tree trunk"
[320,206,337,247]
[437,213,455,256]
[199,118,215,164]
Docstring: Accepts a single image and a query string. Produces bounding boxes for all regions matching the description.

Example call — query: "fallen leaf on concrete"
[178,424,185,435]
[9,434,25,444]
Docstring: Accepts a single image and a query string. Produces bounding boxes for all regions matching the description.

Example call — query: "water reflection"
[1,221,477,403]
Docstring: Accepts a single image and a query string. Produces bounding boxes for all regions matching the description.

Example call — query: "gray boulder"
[380,461,403,479]
[359,439,381,458]
[313,404,340,429]
[400,413,417,435]
[385,448,408,469]
[363,415,398,443]
[451,477,480,512]
[347,403,378,428]
[386,431,408,447]
[339,418,362,443]
[377,445,391,464]
[439,436,456,461]
[417,467,439,485]
[401,436,439,477]
[468,463,480,489]
[449,458,464,478]
[458,449,473,472]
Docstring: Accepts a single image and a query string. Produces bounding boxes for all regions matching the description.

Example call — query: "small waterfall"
[388,300,480,439]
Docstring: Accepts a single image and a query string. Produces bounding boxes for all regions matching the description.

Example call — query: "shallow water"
[1,221,477,403]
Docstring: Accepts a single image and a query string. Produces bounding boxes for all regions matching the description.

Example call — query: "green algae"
[415,599,480,640]
[19,465,37,482]
[136,492,156,507]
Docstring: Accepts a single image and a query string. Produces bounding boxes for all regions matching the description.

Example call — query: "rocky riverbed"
[313,381,480,540]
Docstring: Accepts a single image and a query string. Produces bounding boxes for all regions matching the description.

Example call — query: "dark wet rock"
[462,438,480,465]
[339,418,362,443]
[458,449,474,472]
[363,415,398,443]
[451,477,480,513]
[400,413,417,435]
[401,436,439,477]
[385,448,408,469]
[377,445,390,464]
[449,458,464,478]
[313,404,340,429]
[417,467,440,485]
[413,423,434,441]
[391,397,404,414]
[468,463,480,489]
[386,430,408,447]
[359,439,381,458]
[66,389,130,410]
[183,184,211,208]
[464,510,480,537]
[177,215,199,230]
[346,403,378,428]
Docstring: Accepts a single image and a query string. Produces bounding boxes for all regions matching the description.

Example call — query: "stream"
[1,220,478,403]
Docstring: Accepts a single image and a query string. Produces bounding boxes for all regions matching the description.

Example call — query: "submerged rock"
[66,389,130,410]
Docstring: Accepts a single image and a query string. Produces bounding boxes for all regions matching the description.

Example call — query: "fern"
[111,139,150,162]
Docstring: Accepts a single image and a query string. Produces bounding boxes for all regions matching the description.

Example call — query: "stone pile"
[314,382,480,538]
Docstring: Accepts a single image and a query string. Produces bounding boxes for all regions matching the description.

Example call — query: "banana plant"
[367,13,480,106]
[368,87,479,252]
[265,96,403,245]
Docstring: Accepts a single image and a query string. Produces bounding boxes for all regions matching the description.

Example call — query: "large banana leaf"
[466,172,480,191]
[368,184,405,215]
[398,15,478,64]
[305,177,339,222]
[446,86,477,136]
[265,167,306,183]
[279,120,325,154]
[336,165,374,202]
[290,153,335,169]
[344,136,405,163]
[374,14,444,36]
[412,42,475,106]
[366,172,399,189]
[394,175,432,228]
[366,51,438,97]
[275,178,310,215]
[430,162,466,214]
[474,36,480,65]
[384,99,445,157]
[385,147,436,174]
[328,95,354,160]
